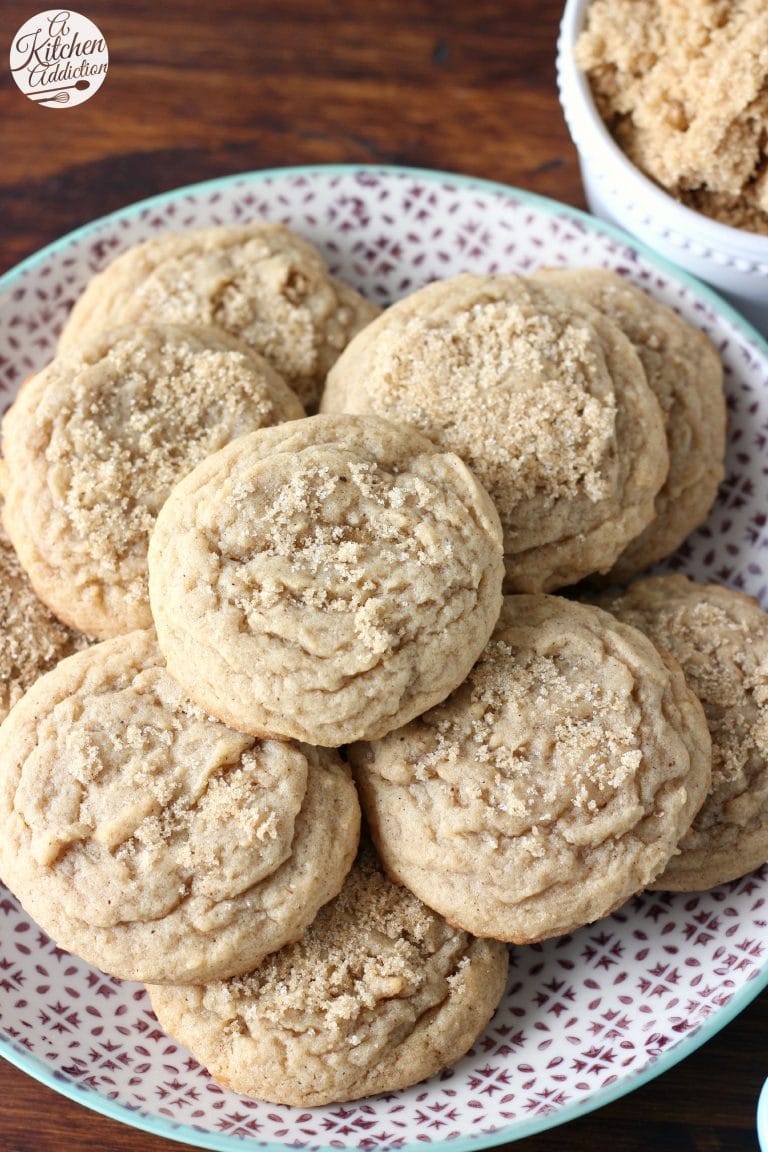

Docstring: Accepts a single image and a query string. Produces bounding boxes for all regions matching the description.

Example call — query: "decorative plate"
[0,165,767,1151]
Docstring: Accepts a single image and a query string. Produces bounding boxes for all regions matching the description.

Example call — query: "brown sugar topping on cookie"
[532,266,726,579]
[57,223,380,411]
[148,414,504,745]
[352,594,711,942]
[370,298,617,507]
[595,574,768,889]
[226,847,463,1030]
[416,636,646,822]
[0,522,85,721]
[148,845,508,1105]
[1,324,304,639]
[231,458,469,655]
[52,336,283,553]
[321,274,668,592]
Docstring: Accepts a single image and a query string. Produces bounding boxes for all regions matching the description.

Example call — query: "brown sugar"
[576,0,768,234]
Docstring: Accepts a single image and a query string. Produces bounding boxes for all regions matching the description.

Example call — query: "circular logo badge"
[9,10,108,108]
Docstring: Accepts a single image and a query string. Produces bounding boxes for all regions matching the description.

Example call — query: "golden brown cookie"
[57,223,380,410]
[593,574,768,889]
[148,413,504,746]
[0,519,86,722]
[351,594,711,942]
[1,324,304,639]
[148,843,509,1106]
[0,630,360,984]
[532,267,726,578]
[320,273,668,592]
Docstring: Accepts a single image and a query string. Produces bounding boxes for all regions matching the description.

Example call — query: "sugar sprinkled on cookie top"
[57,223,381,410]
[322,274,668,592]
[339,294,616,511]
[225,457,468,655]
[404,633,647,835]
[0,521,85,720]
[595,574,768,888]
[1,324,304,638]
[352,594,711,942]
[149,414,504,744]
[219,848,463,1037]
[48,337,281,559]
[147,844,507,1105]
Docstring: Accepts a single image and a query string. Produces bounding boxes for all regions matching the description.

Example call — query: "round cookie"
[57,222,380,411]
[148,843,509,1107]
[532,266,726,578]
[0,630,360,984]
[1,324,305,639]
[320,273,669,592]
[351,594,711,942]
[593,575,768,890]
[0,519,86,723]
[148,413,505,746]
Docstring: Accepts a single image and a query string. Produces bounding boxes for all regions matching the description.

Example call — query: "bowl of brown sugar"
[557,0,768,338]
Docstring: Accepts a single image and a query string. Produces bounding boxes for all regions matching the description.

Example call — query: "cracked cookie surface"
[57,223,380,410]
[148,414,505,745]
[352,594,711,941]
[321,273,668,591]
[594,574,768,889]
[0,630,360,983]
[148,843,508,1106]
[1,324,304,639]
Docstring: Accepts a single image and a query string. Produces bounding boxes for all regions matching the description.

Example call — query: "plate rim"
[1,161,767,1151]
[2,160,768,356]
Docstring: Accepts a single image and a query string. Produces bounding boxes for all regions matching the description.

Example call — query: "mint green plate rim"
[0,162,766,1151]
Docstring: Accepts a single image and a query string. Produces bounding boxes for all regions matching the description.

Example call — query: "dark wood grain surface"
[0,2,765,1150]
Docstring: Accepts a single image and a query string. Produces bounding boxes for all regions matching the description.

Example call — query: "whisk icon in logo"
[9,10,109,107]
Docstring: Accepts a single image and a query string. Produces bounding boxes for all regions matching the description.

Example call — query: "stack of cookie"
[0,221,766,1109]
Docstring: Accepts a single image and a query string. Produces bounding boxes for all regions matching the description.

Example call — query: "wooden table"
[0,1,765,1149]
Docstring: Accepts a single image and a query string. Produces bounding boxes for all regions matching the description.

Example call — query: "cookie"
[57,222,380,411]
[532,267,726,578]
[320,273,668,592]
[0,629,360,984]
[148,843,509,1106]
[1,324,305,639]
[0,518,86,722]
[593,575,768,890]
[148,413,505,746]
[351,594,711,942]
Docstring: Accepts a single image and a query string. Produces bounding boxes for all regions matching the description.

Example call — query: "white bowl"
[557,0,768,337]
[759,1076,768,1151]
